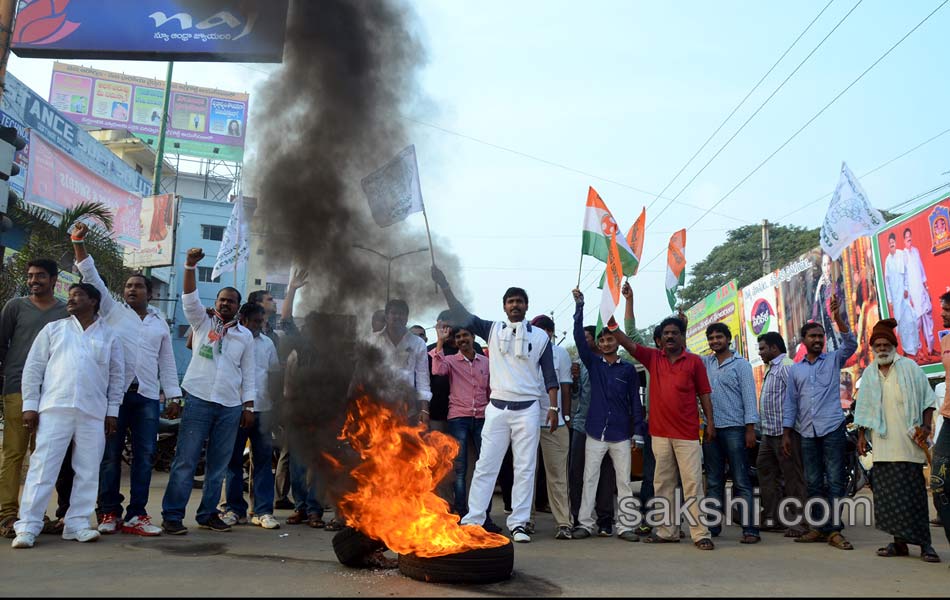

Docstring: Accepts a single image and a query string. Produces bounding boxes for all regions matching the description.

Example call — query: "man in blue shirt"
[783,293,857,550]
[569,289,644,542]
[701,323,759,543]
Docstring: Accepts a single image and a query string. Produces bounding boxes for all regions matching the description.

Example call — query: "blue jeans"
[98,392,160,519]
[289,454,323,517]
[639,426,655,508]
[703,425,758,536]
[161,396,242,524]
[800,422,847,533]
[224,411,275,517]
[446,417,485,514]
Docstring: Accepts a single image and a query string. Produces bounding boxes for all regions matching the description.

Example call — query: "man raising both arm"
[433,266,558,543]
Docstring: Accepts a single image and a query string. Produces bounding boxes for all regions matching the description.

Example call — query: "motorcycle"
[844,409,872,497]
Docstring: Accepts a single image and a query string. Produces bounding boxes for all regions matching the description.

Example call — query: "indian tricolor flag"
[581,187,641,275]
[665,229,686,310]
[598,222,625,331]
[626,207,646,276]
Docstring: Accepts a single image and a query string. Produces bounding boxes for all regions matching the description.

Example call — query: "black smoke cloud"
[250,1,463,504]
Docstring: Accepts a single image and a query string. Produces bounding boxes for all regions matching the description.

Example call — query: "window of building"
[254,278,262,285]
[201,225,225,241]
[266,282,287,300]
[198,266,220,283]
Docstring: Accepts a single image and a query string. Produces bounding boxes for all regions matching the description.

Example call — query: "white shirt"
[180,290,256,408]
[538,343,573,426]
[75,256,182,400]
[372,328,432,403]
[252,333,279,413]
[22,316,125,420]
[486,320,551,403]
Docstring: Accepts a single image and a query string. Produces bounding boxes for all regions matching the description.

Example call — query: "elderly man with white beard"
[855,318,939,563]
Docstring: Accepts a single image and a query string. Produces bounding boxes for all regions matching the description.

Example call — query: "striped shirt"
[759,353,793,436]
[701,353,758,429]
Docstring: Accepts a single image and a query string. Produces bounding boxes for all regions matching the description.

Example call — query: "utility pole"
[761,219,771,275]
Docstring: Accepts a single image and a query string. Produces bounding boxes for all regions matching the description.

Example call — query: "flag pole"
[576,254,583,288]
[422,208,438,293]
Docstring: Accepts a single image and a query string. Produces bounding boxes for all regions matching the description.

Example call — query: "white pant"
[579,435,634,534]
[15,408,105,536]
[462,402,540,531]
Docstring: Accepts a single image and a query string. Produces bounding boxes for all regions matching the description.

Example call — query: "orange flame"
[335,394,509,557]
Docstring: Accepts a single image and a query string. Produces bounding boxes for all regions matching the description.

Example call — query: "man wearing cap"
[855,319,938,562]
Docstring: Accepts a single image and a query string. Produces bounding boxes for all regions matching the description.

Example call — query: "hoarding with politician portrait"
[49,62,248,162]
[684,279,743,357]
[124,194,179,269]
[872,195,950,377]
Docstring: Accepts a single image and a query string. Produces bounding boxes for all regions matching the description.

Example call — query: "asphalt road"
[2,472,949,596]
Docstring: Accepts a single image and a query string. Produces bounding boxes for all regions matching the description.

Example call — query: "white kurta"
[884,250,919,355]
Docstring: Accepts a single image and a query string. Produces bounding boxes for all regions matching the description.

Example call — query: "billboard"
[741,273,781,367]
[124,194,179,268]
[50,62,248,162]
[1,72,152,197]
[12,0,288,63]
[25,132,142,249]
[684,279,742,357]
[872,195,950,377]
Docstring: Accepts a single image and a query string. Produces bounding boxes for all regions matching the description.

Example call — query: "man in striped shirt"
[755,332,806,537]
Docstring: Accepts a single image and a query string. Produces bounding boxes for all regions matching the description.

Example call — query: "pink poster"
[25,133,142,248]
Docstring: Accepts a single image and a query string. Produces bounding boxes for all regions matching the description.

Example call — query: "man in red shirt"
[611,317,716,550]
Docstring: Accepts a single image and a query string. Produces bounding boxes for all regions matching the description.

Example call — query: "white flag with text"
[820,162,884,259]
[212,197,249,280]
[362,145,425,228]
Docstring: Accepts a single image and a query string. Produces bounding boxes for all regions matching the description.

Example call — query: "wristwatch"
[564,414,572,423]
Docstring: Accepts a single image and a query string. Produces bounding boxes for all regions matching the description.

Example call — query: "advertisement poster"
[684,279,742,357]
[25,133,142,249]
[49,62,249,162]
[872,195,950,377]
[741,274,781,368]
[124,194,178,268]
[12,0,289,63]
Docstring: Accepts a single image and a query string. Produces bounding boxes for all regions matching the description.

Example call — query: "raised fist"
[186,248,205,267]
[71,221,89,240]
[572,288,584,305]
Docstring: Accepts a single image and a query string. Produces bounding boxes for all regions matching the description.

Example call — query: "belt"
[490,399,536,411]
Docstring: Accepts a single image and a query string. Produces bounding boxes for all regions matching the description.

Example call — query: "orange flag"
[665,229,686,310]
[625,207,646,276]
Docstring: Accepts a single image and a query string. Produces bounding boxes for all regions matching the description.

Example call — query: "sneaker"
[198,515,232,532]
[483,520,503,534]
[97,513,120,534]
[618,530,640,542]
[122,515,162,537]
[572,526,591,539]
[636,524,653,537]
[598,523,614,537]
[219,510,246,526]
[251,514,281,530]
[62,528,100,543]
[524,521,536,535]
[162,520,188,536]
[555,525,573,540]
[503,505,513,514]
[510,525,531,543]
[11,532,35,549]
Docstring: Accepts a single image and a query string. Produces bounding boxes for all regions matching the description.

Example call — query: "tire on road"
[398,542,514,584]
[333,526,386,568]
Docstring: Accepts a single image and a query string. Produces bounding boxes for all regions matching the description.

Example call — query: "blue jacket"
[573,304,645,442]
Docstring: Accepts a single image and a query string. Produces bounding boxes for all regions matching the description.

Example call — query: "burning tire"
[332,526,386,568]
[397,542,514,584]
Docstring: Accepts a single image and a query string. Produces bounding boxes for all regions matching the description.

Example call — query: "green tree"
[677,223,819,308]
[0,201,133,304]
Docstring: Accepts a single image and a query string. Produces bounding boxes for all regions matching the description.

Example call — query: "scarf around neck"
[208,311,238,353]
[498,320,530,358]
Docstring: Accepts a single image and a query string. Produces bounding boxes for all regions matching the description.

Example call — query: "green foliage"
[677,223,819,308]
[0,200,133,305]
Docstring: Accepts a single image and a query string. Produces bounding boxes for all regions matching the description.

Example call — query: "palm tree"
[0,199,134,305]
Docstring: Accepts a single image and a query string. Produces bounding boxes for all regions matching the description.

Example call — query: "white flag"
[361,144,424,228]
[820,162,884,259]
[212,196,250,281]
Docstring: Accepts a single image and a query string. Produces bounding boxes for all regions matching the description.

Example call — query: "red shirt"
[632,345,712,441]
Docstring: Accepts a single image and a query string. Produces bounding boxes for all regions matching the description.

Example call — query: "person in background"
[855,319,939,562]
[371,309,386,334]
[373,299,431,426]
[622,282,654,538]
[409,325,428,344]
[247,289,280,348]
[0,258,70,539]
[11,283,124,548]
[784,293,857,550]
[220,303,281,530]
[71,222,182,537]
[931,291,950,546]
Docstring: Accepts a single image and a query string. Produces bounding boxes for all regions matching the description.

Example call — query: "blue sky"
[9,0,950,334]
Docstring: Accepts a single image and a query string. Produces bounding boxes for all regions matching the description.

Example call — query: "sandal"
[794,529,828,543]
[921,546,941,563]
[641,533,680,544]
[307,514,326,528]
[740,534,761,544]
[876,542,909,557]
[784,528,806,538]
[325,518,345,531]
[0,515,16,539]
[827,532,854,550]
[285,510,307,525]
[41,517,64,535]
[694,538,715,551]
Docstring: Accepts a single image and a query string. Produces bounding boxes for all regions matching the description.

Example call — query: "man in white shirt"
[220,302,281,530]
[160,248,256,535]
[12,283,125,549]
[529,315,573,540]
[902,228,936,359]
[372,298,431,426]
[70,223,182,537]
[883,232,920,357]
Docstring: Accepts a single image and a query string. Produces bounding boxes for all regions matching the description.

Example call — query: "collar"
[803,352,828,365]
[770,353,787,366]
[453,351,483,363]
